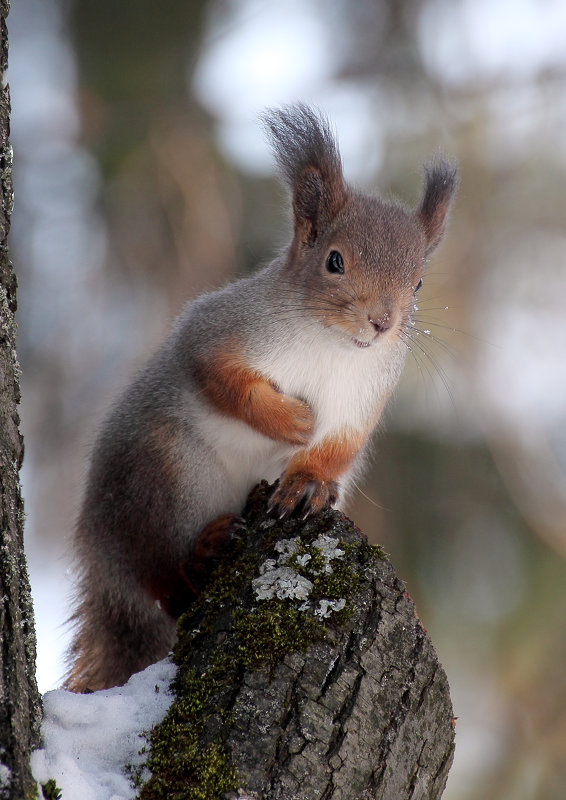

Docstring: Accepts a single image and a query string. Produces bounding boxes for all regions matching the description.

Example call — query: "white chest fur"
[254,329,406,442]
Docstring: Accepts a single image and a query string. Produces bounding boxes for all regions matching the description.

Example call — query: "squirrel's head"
[262,104,458,349]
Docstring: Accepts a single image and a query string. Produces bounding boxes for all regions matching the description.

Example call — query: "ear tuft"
[261,103,347,244]
[417,158,459,256]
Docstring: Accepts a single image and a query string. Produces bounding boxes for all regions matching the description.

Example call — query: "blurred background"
[8,0,566,797]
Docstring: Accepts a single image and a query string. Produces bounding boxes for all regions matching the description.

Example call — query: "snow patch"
[0,763,11,789]
[31,658,176,800]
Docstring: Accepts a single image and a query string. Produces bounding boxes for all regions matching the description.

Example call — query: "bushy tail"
[64,581,175,692]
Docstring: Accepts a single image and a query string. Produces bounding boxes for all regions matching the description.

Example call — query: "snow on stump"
[136,481,455,800]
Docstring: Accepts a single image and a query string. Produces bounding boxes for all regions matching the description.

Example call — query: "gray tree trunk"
[0,2,42,796]
[137,482,454,800]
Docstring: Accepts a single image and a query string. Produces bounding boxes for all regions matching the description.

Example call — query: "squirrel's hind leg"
[164,512,244,618]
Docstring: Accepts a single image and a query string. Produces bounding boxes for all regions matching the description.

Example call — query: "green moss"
[367,542,387,561]
[282,537,365,622]
[234,601,324,674]
[25,783,39,800]
[137,716,237,800]
[40,780,62,800]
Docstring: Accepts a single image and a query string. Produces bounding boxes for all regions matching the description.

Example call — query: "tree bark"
[0,2,42,796]
[138,482,454,800]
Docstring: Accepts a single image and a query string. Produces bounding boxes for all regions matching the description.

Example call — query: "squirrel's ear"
[417,159,458,256]
[262,104,347,245]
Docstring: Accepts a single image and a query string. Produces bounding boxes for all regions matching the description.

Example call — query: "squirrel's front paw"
[268,474,338,519]
[269,394,314,447]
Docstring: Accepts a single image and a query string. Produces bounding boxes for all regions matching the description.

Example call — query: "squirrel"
[65,104,458,692]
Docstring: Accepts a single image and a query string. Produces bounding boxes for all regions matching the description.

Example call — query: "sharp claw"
[227,518,246,541]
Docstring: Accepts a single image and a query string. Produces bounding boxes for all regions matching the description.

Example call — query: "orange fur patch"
[194,347,314,446]
[284,429,366,482]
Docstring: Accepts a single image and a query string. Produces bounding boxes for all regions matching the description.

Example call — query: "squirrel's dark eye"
[414,278,423,293]
[326,250,344,274]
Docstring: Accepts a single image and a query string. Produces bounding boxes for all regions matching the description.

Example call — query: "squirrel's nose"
[368,310,393,334]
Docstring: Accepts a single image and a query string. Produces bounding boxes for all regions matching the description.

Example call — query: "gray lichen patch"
[252,534,348,606]
[253,563,314,602]
[309,535,346,569]
[314,598,346,618]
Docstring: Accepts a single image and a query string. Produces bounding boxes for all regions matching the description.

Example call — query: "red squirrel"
[65,104,457,692]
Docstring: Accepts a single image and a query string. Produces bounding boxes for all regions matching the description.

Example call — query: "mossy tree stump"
[136,482,454,800]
